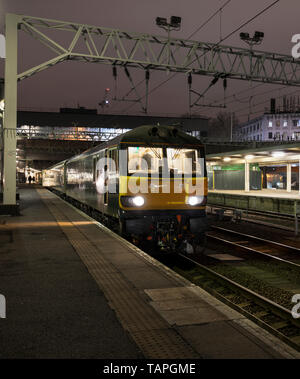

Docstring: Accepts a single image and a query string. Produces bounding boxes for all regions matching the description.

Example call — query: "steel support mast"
[3,14,18,207]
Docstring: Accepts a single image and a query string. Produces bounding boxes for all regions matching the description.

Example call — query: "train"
[42,124,208,253]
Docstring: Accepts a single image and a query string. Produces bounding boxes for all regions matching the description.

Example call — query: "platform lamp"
[240,31,264,85]
[155,16,181,67]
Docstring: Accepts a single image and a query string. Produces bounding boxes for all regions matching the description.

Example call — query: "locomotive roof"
[119,124,204,145]
[46,125,204,168]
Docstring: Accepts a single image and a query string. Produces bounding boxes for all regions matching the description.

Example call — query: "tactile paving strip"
[37,189,199,359]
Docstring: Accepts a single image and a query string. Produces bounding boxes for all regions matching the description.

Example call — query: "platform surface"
[209,189,300,199]
[0,187,299,359]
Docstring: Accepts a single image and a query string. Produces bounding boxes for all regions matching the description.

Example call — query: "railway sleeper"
[253,311,269,318]
[200,279,216,288]
[270,321,290,330]
[192,275,205,281]
[290,335,300,344]
[236,302,252,308]
[215,286,226,292]
[224,293,240,300]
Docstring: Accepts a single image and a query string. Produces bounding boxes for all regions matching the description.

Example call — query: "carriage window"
[128,147,163,175]
[109,149,118,172]
[93,156,97,181]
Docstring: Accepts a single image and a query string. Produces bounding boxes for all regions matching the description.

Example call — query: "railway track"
[206,225,300,268]
[207,205,297,232]
[164,253,300,352]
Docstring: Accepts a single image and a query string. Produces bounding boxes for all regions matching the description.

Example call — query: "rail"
[207,225,300,269]
[176,253,300,351]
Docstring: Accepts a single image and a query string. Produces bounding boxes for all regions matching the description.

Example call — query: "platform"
[0,187,299,359]
[208,189,300,215]
[209,189,300,199]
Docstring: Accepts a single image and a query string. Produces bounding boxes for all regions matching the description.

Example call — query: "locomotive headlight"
[186,196,205,206]
[132,196,145,207]
[120,195,145,207]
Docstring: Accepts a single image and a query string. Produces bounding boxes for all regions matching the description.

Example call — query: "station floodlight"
[240,32,249,41]
[240,31,264,47]
[254,31,264,41]
[155,16,181,31]
[156,17,168,27]
[170,16,181,28]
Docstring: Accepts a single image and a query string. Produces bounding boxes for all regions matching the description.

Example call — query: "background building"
[235,97,300,142]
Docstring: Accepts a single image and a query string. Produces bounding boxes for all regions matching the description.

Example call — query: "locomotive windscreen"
[127,146,206,177]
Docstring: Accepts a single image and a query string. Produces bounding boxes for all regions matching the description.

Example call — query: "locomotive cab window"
[128,147,163,176]
[167,148,204,177]
[128,146,205,177]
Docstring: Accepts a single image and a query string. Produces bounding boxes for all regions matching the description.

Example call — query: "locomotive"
[43,124,208,252]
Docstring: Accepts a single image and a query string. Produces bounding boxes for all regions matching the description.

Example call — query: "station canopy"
[206,143,300,166]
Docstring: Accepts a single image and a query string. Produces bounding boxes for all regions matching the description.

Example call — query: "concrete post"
[244,161,250,192]
[287,162,291,192]
[294,201,300,236]
[3,14,19,205]
[299,160,300,195]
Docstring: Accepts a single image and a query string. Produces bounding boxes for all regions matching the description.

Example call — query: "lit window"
[276,120,280,127]
[268,121,273,127]
[128,147,163,175]
[283,120,288,127]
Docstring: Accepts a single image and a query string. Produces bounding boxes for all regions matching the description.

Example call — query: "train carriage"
[43,124,208,252]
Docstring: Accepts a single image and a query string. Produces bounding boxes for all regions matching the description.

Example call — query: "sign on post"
[0,34,5,58]
[0,294,6,318]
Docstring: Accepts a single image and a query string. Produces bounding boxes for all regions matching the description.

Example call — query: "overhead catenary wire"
[119,0,281,116]
[97,0,281,130]
[118,0,233,96]
[98,0,234,126]
[232,87,300,117]
[197,71,300,119]
[192,74,300,118]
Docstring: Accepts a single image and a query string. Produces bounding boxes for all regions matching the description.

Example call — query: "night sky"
[0,0,300,122]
